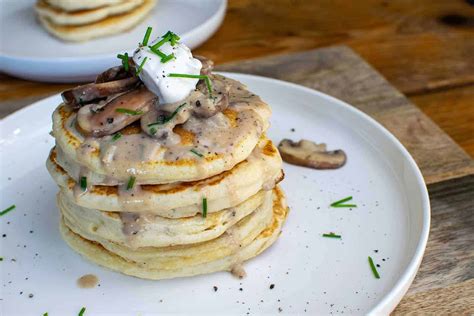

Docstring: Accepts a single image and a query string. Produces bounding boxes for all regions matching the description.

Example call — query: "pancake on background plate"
[46,29,288,280]
[35,0,157,41]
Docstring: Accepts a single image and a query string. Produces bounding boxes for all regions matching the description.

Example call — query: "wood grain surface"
[393,176,474,314]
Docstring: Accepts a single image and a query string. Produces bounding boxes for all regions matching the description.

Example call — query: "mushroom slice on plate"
[278,139,346,169]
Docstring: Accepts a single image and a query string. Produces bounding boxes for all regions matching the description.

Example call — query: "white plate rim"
[0,72,431,314]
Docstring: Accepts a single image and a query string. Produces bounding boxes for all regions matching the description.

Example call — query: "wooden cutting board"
[217,46,474,314]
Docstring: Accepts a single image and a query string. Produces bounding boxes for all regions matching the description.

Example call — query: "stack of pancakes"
[35,0,156,41]
[46,75,288,280]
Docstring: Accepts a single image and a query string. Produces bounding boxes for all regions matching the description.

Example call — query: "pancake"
[58,189,270,248]
[44,0,127,12]
[47,136,283,217]
[37,0,156,42]
[60,187,288,280]
[35,0,145,26]
[52,75,272,184]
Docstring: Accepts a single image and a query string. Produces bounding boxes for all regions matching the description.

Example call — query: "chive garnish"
[150,30,180,50]
[0,257,3,261]
[142,26,153,46]
[147,103,186,126]
[117,53,129,71]
[368,256,380,279]
[190,149,203,157]
[149,46,167,58]
[78,307,86,316]
[126,176,136,190]
[135,56,148,75]
[149,127,157,135]
[322,233,341,239]
[332,204,357,208]
[0,205,15,217]
[202,197,208,218]
[80,176,87,191]
[111,132,122,142]
[161,53,175,63]
[43,313,48,316]
[168,73,213,96]
[330,196,352,206]
[330,196,357,208]
[115,108,144,116]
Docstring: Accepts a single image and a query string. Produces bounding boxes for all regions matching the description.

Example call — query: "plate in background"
[0,73,430,315]
[0,0,226,82]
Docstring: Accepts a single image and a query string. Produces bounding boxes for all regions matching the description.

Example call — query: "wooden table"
[1,1,473,314]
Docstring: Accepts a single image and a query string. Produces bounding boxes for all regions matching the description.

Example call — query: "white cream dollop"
[133,39,202,105]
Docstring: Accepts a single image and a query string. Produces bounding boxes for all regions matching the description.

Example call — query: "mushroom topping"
[278,139,346,169]
[62,76,140,109]
[77,86,158,137]
[195,55,214,75]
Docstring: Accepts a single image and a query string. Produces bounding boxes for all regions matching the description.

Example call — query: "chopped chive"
[0,205,15,217]
[332,204,357,208]
[149,46,174,63]
[142,26,153,46]
[161,53,175,63]
[0,257,3,261]
[115,108,144,116]
[368,256,380,279]
[43,313,48,316]
[135,56,148,75]
[168,73,212,96]
[117,53,129,71]
[322,233,341,239]
[111,132,122,142]
[78,307,86,316]
[149,127,157,135]
[330,196,353,207]
[190,149,203,157]
[149,46,167,59]
[202,197,208,218]
[126,176,136,190]
[147,103,186,126]
[150,35,169,50]
[80,177,87,191]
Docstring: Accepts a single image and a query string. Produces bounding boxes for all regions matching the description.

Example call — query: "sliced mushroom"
[195,55,214,75]
[77,86,158,137]
[278,139,346,169]
[95,66,131,83]
[62,77,140,109]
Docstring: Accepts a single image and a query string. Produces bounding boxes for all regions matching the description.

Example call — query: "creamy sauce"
[77,274,99,288]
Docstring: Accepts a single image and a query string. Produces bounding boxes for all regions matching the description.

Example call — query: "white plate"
[0,73,430,315]
[0,0,226,82]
